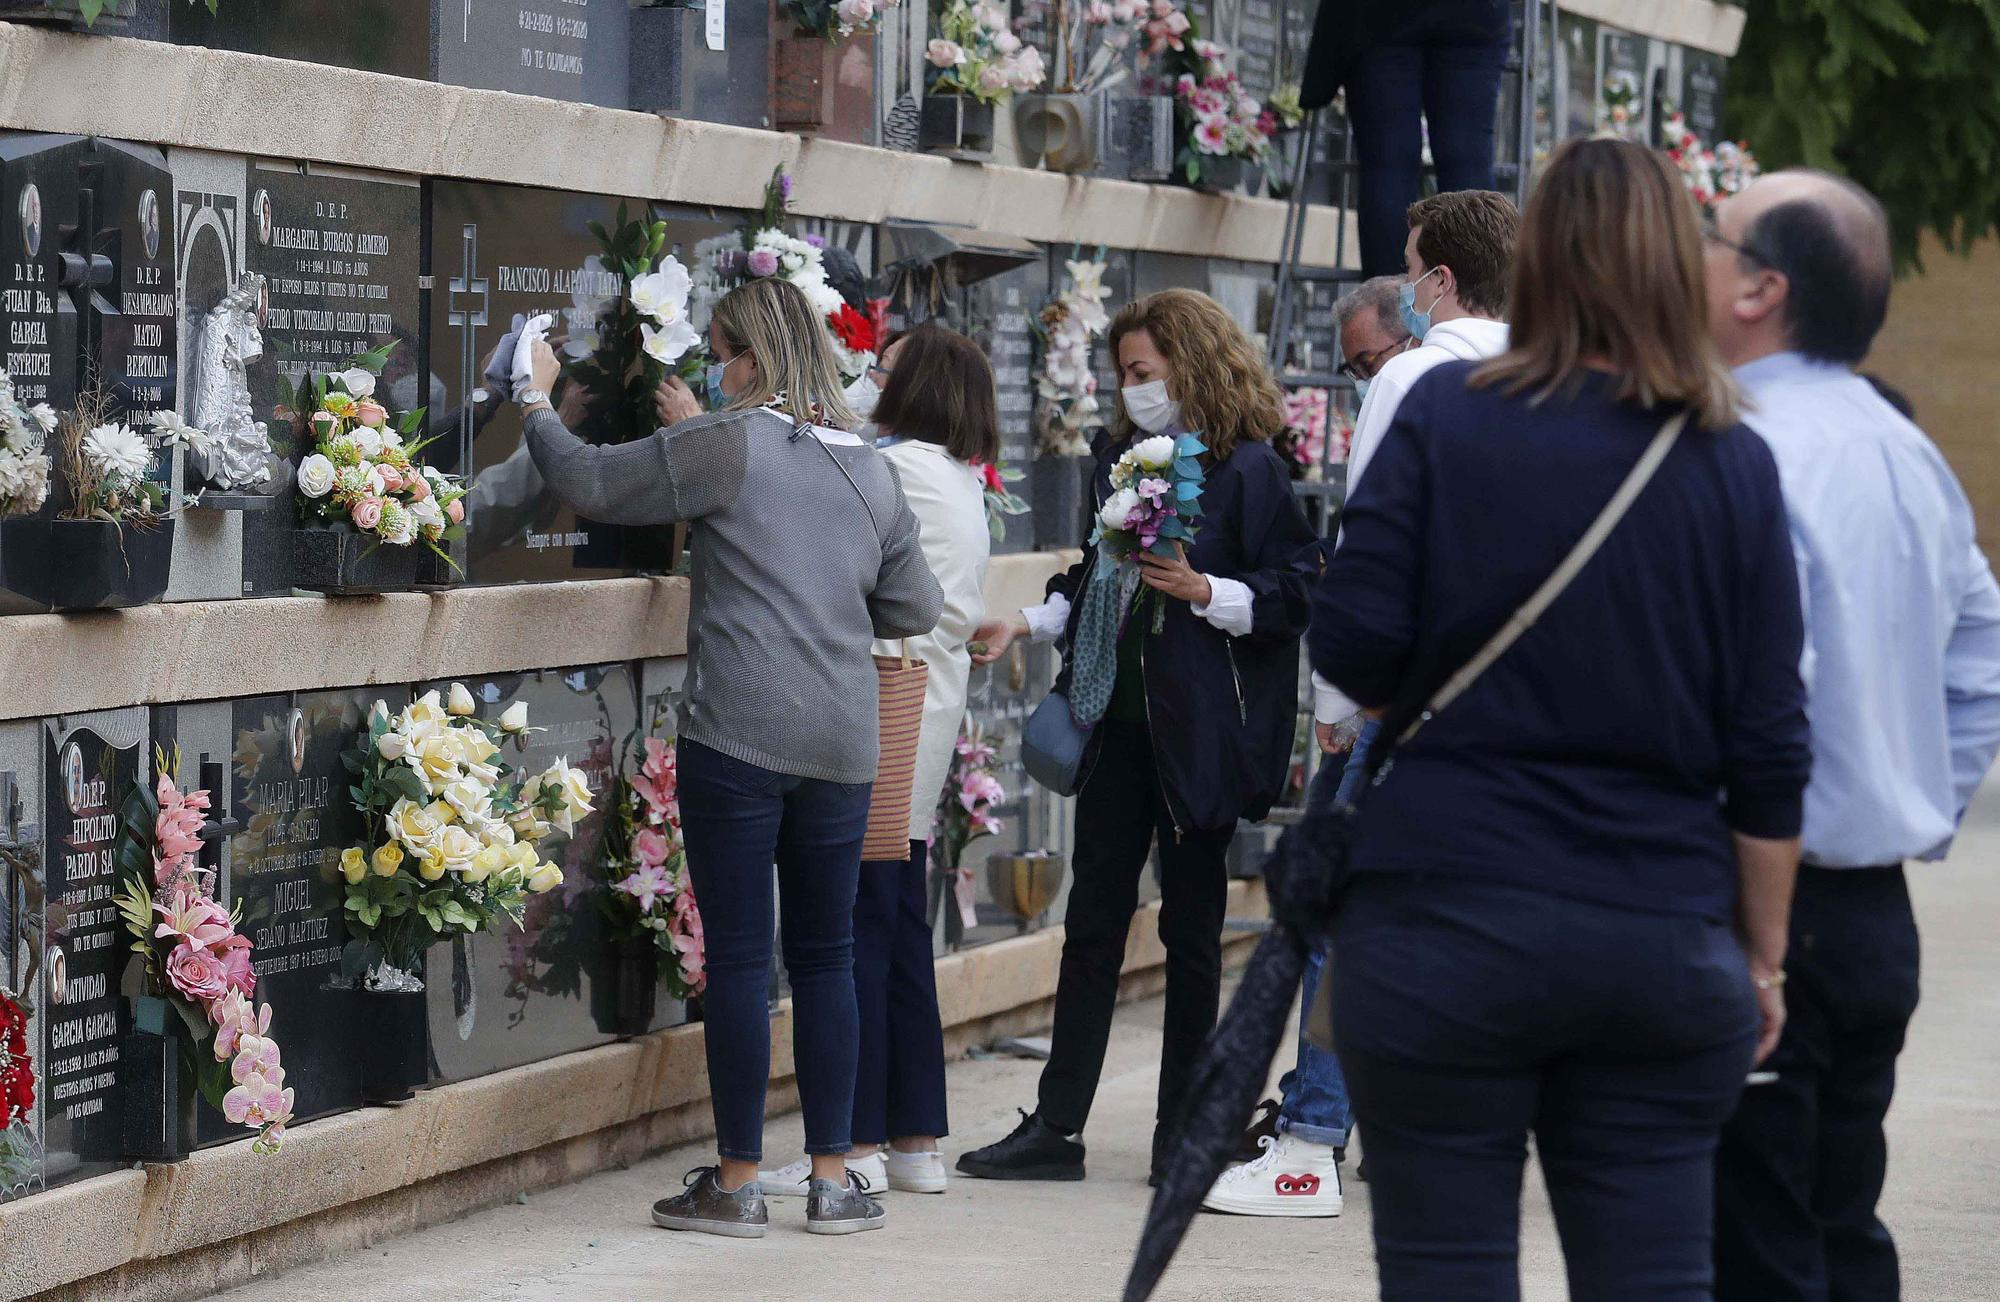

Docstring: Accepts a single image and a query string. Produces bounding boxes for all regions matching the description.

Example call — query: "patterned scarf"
[1069,552,1142,727]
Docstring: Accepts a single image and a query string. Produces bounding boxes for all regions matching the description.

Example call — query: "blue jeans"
[676,738,873,1163]
[1336,874,1758,1300]
[1347,0,1512,276]
[1274,723,1377,1147]
[851,839,950,1145]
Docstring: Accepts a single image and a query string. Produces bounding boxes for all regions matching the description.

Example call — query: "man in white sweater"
[1311,190,1519,743]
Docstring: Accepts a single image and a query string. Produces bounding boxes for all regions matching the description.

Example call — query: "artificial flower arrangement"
[697,169,879,382]
[780,0,903,38]
[294,345,466,567]
[112,753,294,1152]
[1033,251,1113,457]
[976,460,1030,541]
[1599,71,1643,140]
[1277,385,1344,481]
[337,686,591,987]
[932,723,1008,929]
[566,207,708,446]
[1160,25,1279,186]
[1660,108,1760,217]
[1024,0,1151,94]
[1093,430,1207,629]
[928,0,1048,106]
[0,985,35,1194]
[598,728,706,999]
[1266,82,1305,131]
[0,370,55,518]
[53,389,205,529]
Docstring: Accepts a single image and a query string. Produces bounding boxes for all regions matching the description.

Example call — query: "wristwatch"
[517,388,549,408]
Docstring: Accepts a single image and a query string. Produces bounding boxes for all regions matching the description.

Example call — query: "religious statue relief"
[190,272,278,493]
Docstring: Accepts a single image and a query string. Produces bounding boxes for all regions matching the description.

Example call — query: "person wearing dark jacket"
[1314,139,1811,1297]
[956,288,1318,1184]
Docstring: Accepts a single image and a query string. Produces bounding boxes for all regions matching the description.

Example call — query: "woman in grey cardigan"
[520,276,943,1240]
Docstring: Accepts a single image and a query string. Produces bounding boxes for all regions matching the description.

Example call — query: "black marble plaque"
[1235,0,1282,105]
[234,163,424,596]
[1681,51,1727,142]
[420,665,637,1081]
[1,763,47,1201]
[173,0,631,108]
[38,715,145,1188]
[422,180,732,584]
[961,256,1050,556]
[632,0,770,128]
[0,133,175,427]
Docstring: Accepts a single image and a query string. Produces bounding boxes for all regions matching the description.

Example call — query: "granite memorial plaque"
[0,133,175,427]
[962,256,1050,556]
[37,709,147,1189]
[632,0,772,129]
[1680,50,1727,142]
[422,665,638,1080]
[1,730,48,1201]
[173,0,632,108]
[234,162,424,595]
[1235,0,1282,105]
[423,181,733,584]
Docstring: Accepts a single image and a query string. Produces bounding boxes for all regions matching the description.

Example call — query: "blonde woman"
[959,289,1319,1184]
[521,276,944,1239]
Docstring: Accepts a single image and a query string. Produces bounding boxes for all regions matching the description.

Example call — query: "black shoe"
[957,1109,1086,1181]
[1233,1098,1283,1164]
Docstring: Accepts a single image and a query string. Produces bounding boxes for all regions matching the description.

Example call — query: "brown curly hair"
[1107,289,1284,463]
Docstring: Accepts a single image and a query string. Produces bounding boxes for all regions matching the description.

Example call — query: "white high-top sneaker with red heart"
[1200,1132,1345,1217]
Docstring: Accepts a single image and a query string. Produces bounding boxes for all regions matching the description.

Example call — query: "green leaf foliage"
[1728,0,2000,267]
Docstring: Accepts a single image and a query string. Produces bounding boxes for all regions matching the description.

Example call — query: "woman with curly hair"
[957,288,1319,1185]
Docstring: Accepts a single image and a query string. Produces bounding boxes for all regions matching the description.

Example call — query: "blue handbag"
[1022,690,1094,797]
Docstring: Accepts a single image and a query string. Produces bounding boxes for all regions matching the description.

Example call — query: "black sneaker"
[956,1109,1086,1181]
[1233,1098,1283,1164]
[650,1166,768,1239]
[805,1170,887,1236]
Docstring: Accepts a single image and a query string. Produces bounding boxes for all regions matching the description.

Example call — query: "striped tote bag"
[863,641,930,861]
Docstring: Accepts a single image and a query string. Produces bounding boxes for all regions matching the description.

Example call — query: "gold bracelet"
[1752,969,1788,991]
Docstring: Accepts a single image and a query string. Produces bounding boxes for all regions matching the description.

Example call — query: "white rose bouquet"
[294,344,467,565]
[337,685,594,984]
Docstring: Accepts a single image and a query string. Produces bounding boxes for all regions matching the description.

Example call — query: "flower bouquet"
[1033,253,1112,457]
[1163,29,1279,190]
[1090,430,1206,631]
[292,346,465,593]
[112,754,293,1155]
[1660,108,1760,218]
[0,985,39,1198]
[699,170,879,382]
[924,1,1047,158]
[596,731,705,1033]
[568,207,707,446]
[779,0,902,38]
[0,369,55,519]
[932,724,1007,939]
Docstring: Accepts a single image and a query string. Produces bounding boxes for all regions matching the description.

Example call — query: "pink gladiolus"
[165,942,229,1004]
[351,496,384,531]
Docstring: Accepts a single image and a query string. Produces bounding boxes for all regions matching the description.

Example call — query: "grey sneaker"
[804,1171,887,1235]
[651,1166,768,1239]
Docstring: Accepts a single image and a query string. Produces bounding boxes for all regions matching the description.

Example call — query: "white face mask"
[843,371,881,422]
[1121,379,1180,434]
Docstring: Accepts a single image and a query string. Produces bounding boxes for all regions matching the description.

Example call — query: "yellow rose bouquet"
[337,684,595,988]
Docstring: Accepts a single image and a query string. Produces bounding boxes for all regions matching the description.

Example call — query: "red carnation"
[828,303,876,354]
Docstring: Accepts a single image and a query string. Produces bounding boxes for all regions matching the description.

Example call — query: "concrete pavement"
[218,796,2000,1300]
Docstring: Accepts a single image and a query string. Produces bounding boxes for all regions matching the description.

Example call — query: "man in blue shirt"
[1704,170,2000,1301]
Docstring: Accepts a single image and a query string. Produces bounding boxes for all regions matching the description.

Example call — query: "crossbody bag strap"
[1388,409,1690,751]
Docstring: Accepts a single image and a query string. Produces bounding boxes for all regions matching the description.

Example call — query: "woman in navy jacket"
[958,288,1319,1183]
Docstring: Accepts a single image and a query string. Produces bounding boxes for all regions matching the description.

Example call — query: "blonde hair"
[1108,289,1284,462]
[1473,137,1738,430]
[710,276,859,429]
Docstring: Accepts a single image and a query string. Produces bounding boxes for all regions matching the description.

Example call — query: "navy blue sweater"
[1312,365,1811,921]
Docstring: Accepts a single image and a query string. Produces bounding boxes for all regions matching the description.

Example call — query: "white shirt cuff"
[1022,592,1072,642]
[1313,672,1358,725]
[1191,574,1255,638]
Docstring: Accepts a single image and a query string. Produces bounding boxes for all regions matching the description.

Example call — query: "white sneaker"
[1200,1133,1344,1217]
[885,1148,948,1194]
[758,1151,887,1199]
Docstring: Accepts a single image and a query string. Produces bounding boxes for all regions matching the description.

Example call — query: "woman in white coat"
[759,322,995,1199]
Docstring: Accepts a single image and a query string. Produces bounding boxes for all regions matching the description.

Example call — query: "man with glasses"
[1704,171,2000,1302]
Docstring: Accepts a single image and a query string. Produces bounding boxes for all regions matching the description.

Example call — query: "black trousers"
[1715,865,1921,1302]
[851,839,949,1145]
[1038,721,1232,1140]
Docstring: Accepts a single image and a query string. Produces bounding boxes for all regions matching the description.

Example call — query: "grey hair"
[1334,275,1411,344]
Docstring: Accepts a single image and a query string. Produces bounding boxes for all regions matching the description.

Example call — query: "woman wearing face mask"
[757,322,997,1199]
[956,288,1319,1185]
[519,276,945,1240]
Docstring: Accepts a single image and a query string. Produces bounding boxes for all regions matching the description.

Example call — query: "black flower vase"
[357,988,431,1103]
[122,995,198,1162]
[591,935,659,1039]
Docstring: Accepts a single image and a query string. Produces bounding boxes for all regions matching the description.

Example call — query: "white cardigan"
[871,440,991,842]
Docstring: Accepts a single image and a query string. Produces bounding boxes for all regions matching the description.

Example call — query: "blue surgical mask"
[1398,266,1443,342]
[705,352,746,410]
[1353,377,1371,403]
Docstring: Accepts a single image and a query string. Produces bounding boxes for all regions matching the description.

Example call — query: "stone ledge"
[1559,0,1746,55]
[0,551,1079,723]
[0,23,1357,270]
[2,880,1267,1301]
